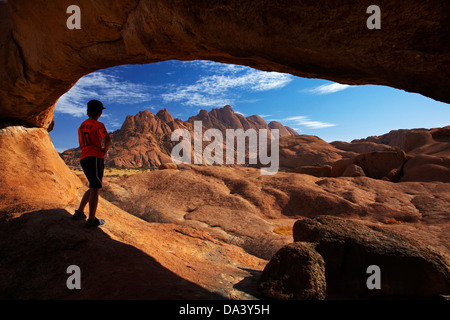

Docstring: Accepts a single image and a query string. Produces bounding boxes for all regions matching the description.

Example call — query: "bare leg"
[88,188,99,221]
[77,189,91,213]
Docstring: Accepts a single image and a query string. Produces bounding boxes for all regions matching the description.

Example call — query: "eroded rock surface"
[0,126,82,212]
[101,165,450,258]
[1,125,449,299]
[258,242,326,300]
[0,126,267,299]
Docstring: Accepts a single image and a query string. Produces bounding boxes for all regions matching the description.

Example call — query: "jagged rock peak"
[156,108,174,123]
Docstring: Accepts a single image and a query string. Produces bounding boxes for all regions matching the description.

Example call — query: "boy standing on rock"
[73,100,111,227]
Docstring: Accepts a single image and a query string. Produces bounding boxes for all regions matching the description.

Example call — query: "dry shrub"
[383,217,403,225]
[273,226,293,235]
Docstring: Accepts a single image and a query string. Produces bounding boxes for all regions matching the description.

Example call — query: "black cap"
[87,100,105,112]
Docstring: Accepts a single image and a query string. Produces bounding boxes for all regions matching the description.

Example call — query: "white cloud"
[162,61,293,108]
[250,72,292,91]
[163,88,234,107]
[55,71,153,117]
[304,82,353,95]
[56,61,293,118]
[181,60,248,74]
[282,115,336,129]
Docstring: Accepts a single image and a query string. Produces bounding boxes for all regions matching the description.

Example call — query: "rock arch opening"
[51,58,448,155]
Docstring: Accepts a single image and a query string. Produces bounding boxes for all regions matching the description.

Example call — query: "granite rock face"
[0,126,83,211]
[61,105,297,168]
[258,242,327,300]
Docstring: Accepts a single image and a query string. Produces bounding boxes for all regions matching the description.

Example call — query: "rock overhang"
[1,0,450,129]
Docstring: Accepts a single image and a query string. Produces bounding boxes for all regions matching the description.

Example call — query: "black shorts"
[80,157,104,189]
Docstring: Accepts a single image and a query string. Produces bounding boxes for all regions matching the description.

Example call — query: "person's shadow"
[0,208,223,299]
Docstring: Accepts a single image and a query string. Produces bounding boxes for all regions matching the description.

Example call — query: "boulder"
[331,150,406,180]
[353,126,450,157]
[404,130,435,153]
[341,164,365,177]
[158,163,178,170]
[401,155,450,183]
[351,150,406,179]
[258,242,326,300]
[329,158,354,177]
[431,126,450,143]
[386,168,401,182]
[291,216,450,299]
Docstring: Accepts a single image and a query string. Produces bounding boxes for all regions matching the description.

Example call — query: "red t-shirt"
[78,119,109,159]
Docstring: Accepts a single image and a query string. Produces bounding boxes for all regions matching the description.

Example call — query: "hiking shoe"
[85,218,106,228]
[72,210,86,221]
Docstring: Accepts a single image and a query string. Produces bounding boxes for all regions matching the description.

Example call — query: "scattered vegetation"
[273,225,293,235]
[71,166,155,177]
[382,217,403,225]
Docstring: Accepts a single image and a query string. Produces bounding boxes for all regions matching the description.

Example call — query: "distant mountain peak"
[61,105,299,168]
[156,108,174,123]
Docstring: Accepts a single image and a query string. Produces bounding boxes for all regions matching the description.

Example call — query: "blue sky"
[50,60,449,152]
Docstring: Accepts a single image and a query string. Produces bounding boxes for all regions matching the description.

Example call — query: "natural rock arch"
[1,0,449,129]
